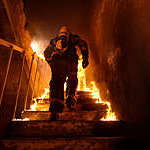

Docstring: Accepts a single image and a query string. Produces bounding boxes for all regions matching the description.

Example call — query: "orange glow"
[29,42,117,121]
[30,88,49,111]
[38,88,49,100]
[101,101,117,121]
[64,82,67,91]
[77,59,89,91]
[30,98,37,111]
[30,41,45,60]
[77,59,117,121]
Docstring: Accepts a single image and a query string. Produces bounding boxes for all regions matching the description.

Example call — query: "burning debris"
[29,41,117,121]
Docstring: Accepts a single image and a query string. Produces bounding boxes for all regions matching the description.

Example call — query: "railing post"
[37,72,41,97]
[31,57,39,100]
[24,52,35,110]
[0,46,13,105]
[13,51,26,119]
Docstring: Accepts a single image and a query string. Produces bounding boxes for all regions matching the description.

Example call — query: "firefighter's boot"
[66,96,77,111]
[50,112,59,121]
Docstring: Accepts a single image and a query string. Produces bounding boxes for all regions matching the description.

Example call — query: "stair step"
[29,101,107,111]
[36,91,94,103]
[37,98,102,104]
[22,111,106,121]
[7,121,126,138]
[1,137,141,150]
[77,97,99,104]
[77,91,92,97]
[79,103,107,111]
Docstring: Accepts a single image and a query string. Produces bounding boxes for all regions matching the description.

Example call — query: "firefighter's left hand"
[82,58,89,69]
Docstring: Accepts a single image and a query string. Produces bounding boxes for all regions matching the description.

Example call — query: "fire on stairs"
[28,50,117,121]
[0,42,142,150]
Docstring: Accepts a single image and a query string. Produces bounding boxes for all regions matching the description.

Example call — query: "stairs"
[7,120,125,138]
[22,111,105,121]
[0,91,145,149]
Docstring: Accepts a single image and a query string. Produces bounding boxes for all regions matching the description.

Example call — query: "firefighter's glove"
[45,57,52,64]
[82,57,89,69]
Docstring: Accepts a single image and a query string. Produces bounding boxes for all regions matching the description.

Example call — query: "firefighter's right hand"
[45,57,52,64]
[82,58,89,69]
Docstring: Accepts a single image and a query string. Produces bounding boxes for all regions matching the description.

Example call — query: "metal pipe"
[24,52,35,110]
[0,46,13,105]
[13,51,26,119]
[31,57,39,100]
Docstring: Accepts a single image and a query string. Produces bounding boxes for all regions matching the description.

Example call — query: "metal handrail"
[0,38,24,105]
[0,46,14,105]
[0,38,24,53]
[0,38,40,118]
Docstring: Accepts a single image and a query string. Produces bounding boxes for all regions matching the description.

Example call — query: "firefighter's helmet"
[59,25,69,34]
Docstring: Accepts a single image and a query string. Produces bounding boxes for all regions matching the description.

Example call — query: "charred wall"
[89,0,150,126]
[0,0,45,136]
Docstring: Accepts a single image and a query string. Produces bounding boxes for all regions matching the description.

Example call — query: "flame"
[38,88,49,100]
[12,118,30,121]
[77,59,117,121]
[30,41,45,60]
[77,59,89,91]
[64,82,67,91]
[29,41,117,121]
[30,98,37,111]
[101,101,117,121]
[30,88,49,111]
[30,40,49,111]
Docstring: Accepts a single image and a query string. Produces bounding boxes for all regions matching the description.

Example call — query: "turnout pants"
[49,55,78,113]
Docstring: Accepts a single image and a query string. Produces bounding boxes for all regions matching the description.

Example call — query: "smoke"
[25,0,94,90]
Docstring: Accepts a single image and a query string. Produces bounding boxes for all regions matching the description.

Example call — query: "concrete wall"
[89,0,150,126]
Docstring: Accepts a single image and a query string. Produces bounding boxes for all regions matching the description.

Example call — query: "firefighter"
[44,25,89,120]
